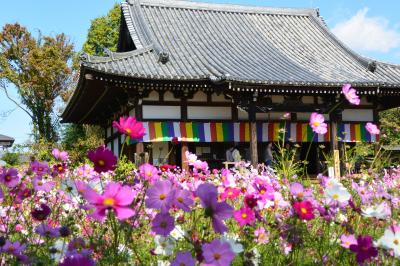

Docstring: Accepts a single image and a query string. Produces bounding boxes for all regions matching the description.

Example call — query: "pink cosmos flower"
[30,161,50,176]
[87,146,117,173]
[83,182,135,221]
[365,122,380,135]
[309,113,328,135]
[112,116,145,140]
[75,164,97,180]
[139,163,159,182]
[234,207,255,226]
[33,177,55,192]
[145,180,174,212]
[342,84,360,105]
[171,251,196,266]
[255,227,270,244]
[172,188,194,212]
[151,213,174,236]
[220,187,241,201]
[340,234,357,249]
[1,240,26,257]
[52,148,69,161]
[0,168,20,188]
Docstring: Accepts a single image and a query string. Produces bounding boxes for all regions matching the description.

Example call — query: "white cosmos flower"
[325,184,351,203]
[362,202,391,220]
[169,225,186,240]
[222,234,243,254]
[325,178,342,189]
[157,261,170,266]
[377,227,400,257]
[154,235,175,256]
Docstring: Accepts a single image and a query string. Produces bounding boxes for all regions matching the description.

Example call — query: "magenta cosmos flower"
[196,183,233,234]
[173,187,194,212]
[309,113,328,135]
[365,122,380,135]
[349,235,378,264]
[0,168,20,188]
[234,207,255,227]
[30,161,50,176]
[342,84,360,105]
[145,179,174,213]
[87,146,117,173]
[202,238,235,266]
[151,213,175,236]
[293,201,315,221]
[171,251,196,266]
[83,182,135,221]
[112,116,145,140]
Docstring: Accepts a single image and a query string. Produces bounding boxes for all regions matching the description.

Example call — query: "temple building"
[62,0,400,173]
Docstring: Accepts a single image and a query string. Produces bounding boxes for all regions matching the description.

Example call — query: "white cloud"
[332,8,400,53]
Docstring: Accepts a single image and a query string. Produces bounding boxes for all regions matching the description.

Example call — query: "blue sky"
[1,0,400,144]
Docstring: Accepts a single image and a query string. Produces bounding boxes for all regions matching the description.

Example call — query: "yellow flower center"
[228,191,233,196]
[241,213,248,219]
[298,192,304,198]
[313,121,320,127]
[147,171,153,177]
[126,129,132,134]
[160,221,167,228]
[38,167,43,171]
[260,189,265,194]
[300,207,307,214]
[177,197,184,203]
[58,166,63,171]
[98,160,105,166]
[394,239,399,245]
[345,241,350,246]
[38,181,43,186]
[103,198,115,206]
[4,175,11,181]
[159,194,166,200]
[332,194,339,200]
[213,253,221,260]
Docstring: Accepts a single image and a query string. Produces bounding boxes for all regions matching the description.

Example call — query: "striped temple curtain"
[129,121,378,143]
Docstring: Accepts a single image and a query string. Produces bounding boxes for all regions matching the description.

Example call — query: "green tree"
[82,3,121,56]
[0,23,74,142]
[380,108,400,145]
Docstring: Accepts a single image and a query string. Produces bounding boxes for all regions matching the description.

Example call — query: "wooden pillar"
[249,95,258,167]
[181,142,189,172]
[136,142,144,154]
[329,112,341,177]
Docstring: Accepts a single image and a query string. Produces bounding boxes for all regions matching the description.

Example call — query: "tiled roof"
[0,134,14,142]
[81,0,400,87]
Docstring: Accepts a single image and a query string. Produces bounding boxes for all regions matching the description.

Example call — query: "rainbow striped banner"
[131,122,378,143]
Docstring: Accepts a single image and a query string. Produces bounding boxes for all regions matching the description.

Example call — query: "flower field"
[0,145,399,265]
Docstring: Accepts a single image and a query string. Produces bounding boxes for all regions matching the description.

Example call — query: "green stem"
[119,136,130,159]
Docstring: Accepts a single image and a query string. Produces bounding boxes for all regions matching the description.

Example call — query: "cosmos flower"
[53,163,67,175]
[340,234,357,249]
[342,84,360,105]
[59,256,95,266]
[325,183,351,203]
[293,201,315,221]
[255,227,269,244]
[377,226,400,257]
[309,113,328,135]
[151,213,174,236]
[52,148,69,161]
[153,235,175,256]
[87,146,117,173]
[1,240,26,257]
[145,179,174,212]
[112,116,145,140]
[220,187,241,201]
[290,182,305,199]
[365,122,380,135]
[0,168,20,188]
[33,177,55,192]
[172,188,194,212]
[139,163,159,182]
[196,183,233,234]
[202,238,236,266]
[349,235,378,264]
[83,182,135,221]
[171,251,196,266]
[184,151,198,165]
[35,224,60,238]
[362,202,391,220]
[74,164,97,180]
[30,161,50,176]
[233,207,255,227]
[31,204,51,221]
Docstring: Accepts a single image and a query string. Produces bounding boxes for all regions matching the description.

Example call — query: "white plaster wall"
[143,90,159,101]
[188,91,207,102]
[188,106,232,119]
[342,109,373,122]
[142,105,181,119]
[164,91,180,101]
[211,93,230,102]
[152,142,169,166]
[113,138,119,157]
